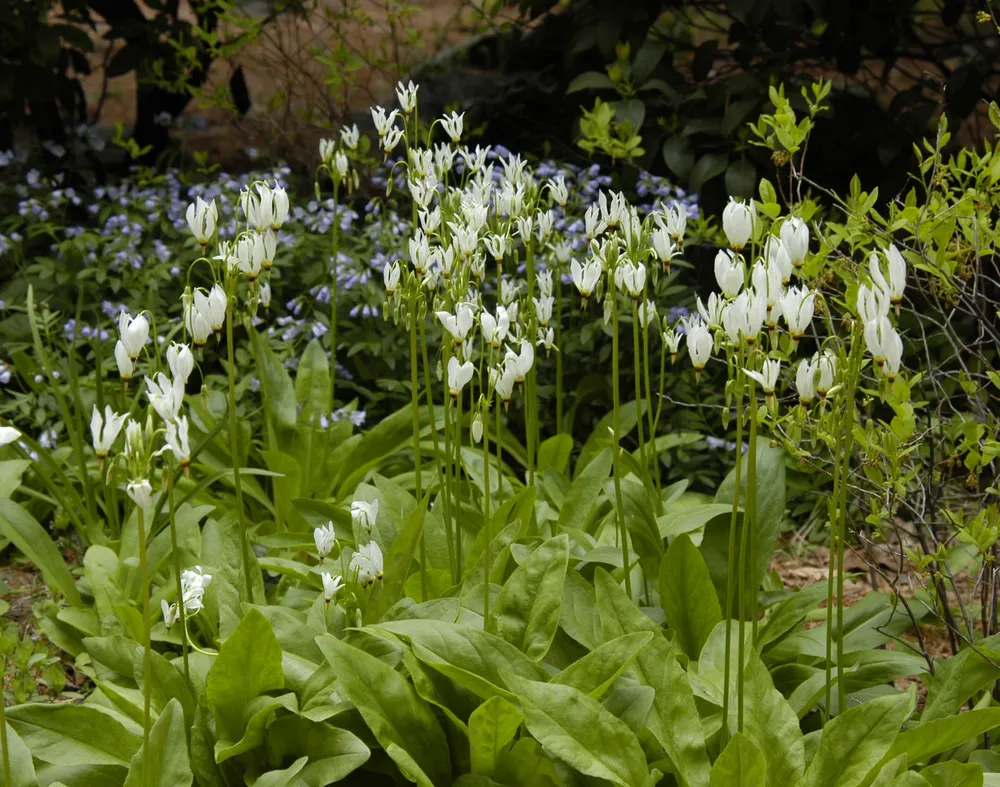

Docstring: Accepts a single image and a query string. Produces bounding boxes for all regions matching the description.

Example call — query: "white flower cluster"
[161,565,212,629]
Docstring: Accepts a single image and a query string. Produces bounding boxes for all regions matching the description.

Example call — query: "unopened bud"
[472,414,483,444]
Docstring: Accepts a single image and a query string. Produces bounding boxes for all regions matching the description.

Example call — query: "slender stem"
[739,368,757,731]
[555,270,564,432]
[747,366,759,644]
[330,181,340,409]
[610,285,632,599]
[226,302,253,601]
[642,297,659,498]
[166,461,190,683]
[136,505,152,784]
[1,666,12,787]
[455,388,464,579]
[419,320,452,578]
[483,404,492,623]
[443,342,456,580]
[525,243,538,484]
[409,311,426,598]
[495,402,504,507]
[723,351,745,744]
[825,440,842,719]
[652,340,667,437]
[631,299,648,482]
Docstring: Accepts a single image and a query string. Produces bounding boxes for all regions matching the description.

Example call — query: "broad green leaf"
[660,534,722,659]
[710,733,767,786]
[920,762,984,787]
[215,694,297,763]
[537,434,573,474]
[205,607,284,745]
[316,633,450,786]
[373,619,548,700]
[658,503,733,541]
[561,448,612,529]
[5,704,140,767]
[295,338,331,418]
[801,692,913,787]
[122,699,192,787]
[1,722,38,787]
[552,632,653,697]
[560,569,601,651]
[251,330,297,433]
[266,715,371,785]
[0,499,81,605]
[593,569,711,787]
[469,696,524,777]
[876,708,1000,773]
[503,673,650,787]
[758,582,828,650]
[254,758,307,787]
[493,534,568,659]
[0,459,31,498]
[740,651,805,787]
[921,633,1000,721]
[494,738,560,787]
[367,493,428,623]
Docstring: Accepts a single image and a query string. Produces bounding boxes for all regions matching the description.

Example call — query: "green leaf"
[567,71,616,93]
[0,722,38,787]
[920,762,984,787]
[801,692,912,787]
[295,338,331,419]
[658,503,733,541]
[660,534,722,659]
[740,652,805,787]
[560,569,601,651]
[689,153,729,192]
[5,703,140,767]
[560,448,612,531]
[921,634,1000,721]
[0,499,82,605]
[503,673,650,787]
[367,494,428,623]
[316,633,450,786]
[373,619,548,700]
[710,733,767,786]
[254,758,307,787]
[122,699,192,787]
[205,607,284,745]
[880,708,1000,771]
[266,715,371,784]
[537,434,573,475]
[251,330,297,433]
[493,534,569,659]
[551,632,653,697]
[0,459,31,498]
[469,696,524,777]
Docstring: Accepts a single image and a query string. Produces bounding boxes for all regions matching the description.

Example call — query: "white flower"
[651,227,677,266]
[535,210,555,244]
[90,405,127,458]
[318,138,335,165]
[166,343,194,384]
[447,356,474,397]
[494,363,517,404]
[127,479,152,508]
[864,317,896,365]
[662,203,687,241]
[441,111,465,142]
[351,498,379,533]
[180,565,212,613]
[333,151,350,178]
[870,245,906,304]
[396,80,419,112]
[722,198,756,250]
[714,250,745,298]
[185,197,217,245]
[340,124,360,149]
[351,541,384,587]
[481,307,510,348]
[537,326,555,354]
[662,329,683,357]
[234,235,264,280]
[816,351,836,396]
[764,236,793,285]
[857,283,890,324]
[537,270,553,298]
[0,425,22,447]
[780,286,816,340]
[118,311,149,359]
[883,329,904,380]
[260,229,278,270]
[751,260,783,309]
[162,416,191,466]
[471,414,484,444]
[638,299,657,328]
[371,106,400,137]
[114,340,134,382]
[571,259,602,301]
[780,217,809,266]
[534,295,554,326]
[204,284,228,332]
[697,293,726,329]
[145,372,184,423]
[161,599,179,629]
[615,261,647,298]
[796,358,817,404]
[686,320,713,371]
[547,175,568,206]
[419,207,441,234]
[745,359,781,395]
[505,340,534,383]
[124,419,144,458]
[260,281,272,309]
[584,204,607,239]
[722,288,767,345]
[384,261,401,295]
[437,303,476,344]
[314,521,337,557]
[185,300,213,347]
[269,184,290,230]
[462,145,490,173]
[322,572,345,602]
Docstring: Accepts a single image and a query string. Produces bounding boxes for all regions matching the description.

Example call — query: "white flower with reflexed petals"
[127,479,152,508]
[857,283,890,324]
[780,217,809,266]
[340,124,360,150]
[90,405,127,458]
[614,261,646,299]
[745,359,781,395]
[0,426,20,448]
[371,106,400,137]
[396,80,418,112]
[870,245,907,304]
[534,295,554,326]
[864,317,896,366]
[780,286,816,340]
[493,363,516,405]
[161,599,180,629]
[764,236,793,285]
[697,293,726,329]
[722,288,767,345]
[115,341,134,382]
[383,261,401,296]
[441,111,465,143]
[714,250,745,298]
[571,259,602,302]
[796,358,817,404]
[816,351,836,397]
[661,203,687,242]
[722,198,756,250]
[351,541,384,587]
[505,340,534,383]
[314,522,336,558]
[322,572,345,602]
[663,328,683,361]
[447,356,474,397]
[162,416,191,466]
[145,372,185,423]
[751,260,783,309]
[118,311,149,359]
[185,197,217,245]
[685,320,713,371]
[166,343,194,384]
[883,329,904,380]
[437,303,476,344]
[351,498,379,533]
[651,227,677,267]
[481,307,510,348]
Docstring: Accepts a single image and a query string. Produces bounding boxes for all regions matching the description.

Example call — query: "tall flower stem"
[226,301,253,601]
[442,342,457,580]
[555,269,564,433]
[329,181,341,408]
[409,308,427,598]
[482,403,492,623]
[166,460,190,683]
[610,282,632,599]
[1,664,12,787]
[642,298,659,497]
[747,371,760,644]
[631,299,648,483]
[525,243,538,484]
[419,320,452,578]
[455,388,464,578]
[136,504,153,785]
[723,350,745,744]
[738,370,758,731]
[495,403,504,507]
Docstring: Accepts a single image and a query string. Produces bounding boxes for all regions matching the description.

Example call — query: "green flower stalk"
[609,274,633,600]
[408,305,426,596]
[225,297,254,601]
[165,458,190,683]
[722,350,745,744]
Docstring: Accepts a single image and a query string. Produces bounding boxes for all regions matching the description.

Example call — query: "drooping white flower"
[118,311,149,359]
[883,329,904,381]
[114,340,134,382]
[260,281,272,309]
[697,293,726,329]
[870,245,906,304]
[351,541,384,587]
[126,479,152,508]
[780,286,816,340]
[714,250,745,298]
[371,106,401,137]
[584,203,607,240]
[484,233,507,263]
[661,203,687,242]
[547,175,569,206]
[638,299,657,328]
[441,111,465,143]
[570,259,602,302]
[745,359,781,395]
[722,288,767,344]
[162,416,191,466]
[322,572,345,602]
[537,326,555,354]
[145,372,185,423]
[685,319,713,371]
[534,295,554,326]
[233,234,264,281]
[650,227,677,267]
[90,405,127,458]
[180,565,212,613]
[764,235,794,285]
[437,302,476,344]
[796,358,817,405]
[780,217,809,266]
[816,351,836,397]
[351,499,379,533]
[383,261,401,296]
[314,521,337,558]
[186,197,218,245]
[124,419,144,458]
[856,283,890,324]
[663,328,683,362]
[722,198,756,250]
[615,261,647,299]
[166,343,194,384]
[161,599,180,629]
[537,269,553,298]
[396,80,419,112]
[505,340,534,383]
[493,363,517,405]
[340,123,360,150]
[185,300,213,348]
[447,356,474,398]
[471,414,484,444]
[0,425,22,447]
[864,316,896,366]
[751,260,783,309]
[481,307,510,348]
